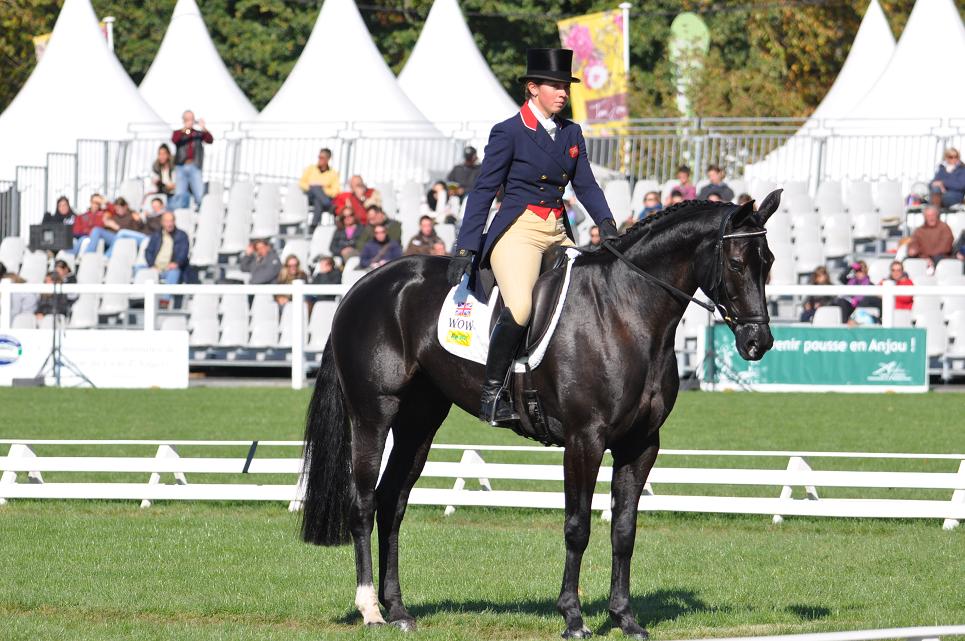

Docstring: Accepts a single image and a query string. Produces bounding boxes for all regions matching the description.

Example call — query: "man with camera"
[170,110,213,210]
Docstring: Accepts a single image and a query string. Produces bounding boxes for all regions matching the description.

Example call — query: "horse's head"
[696,189,781,361]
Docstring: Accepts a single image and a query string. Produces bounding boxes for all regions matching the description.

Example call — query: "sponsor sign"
[701,325,928,393]
[557,10,629,127]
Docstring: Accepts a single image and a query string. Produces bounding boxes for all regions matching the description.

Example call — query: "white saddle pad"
[437,248,580,372]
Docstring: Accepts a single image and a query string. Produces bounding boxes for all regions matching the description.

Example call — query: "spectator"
[54,260,76,284]
[707,193,723,203]
[800,266,834,322]
[359,225,403,269]
[737,193,753,206]
[638,191,662,219]
[833,260,878,324]
[580,225,603,251]
[275,255,309,306]
[71,194,106,254]
[425,181,457,223]
[668,189,685,205]
[355,205,402,250]
[405,215,443,256]
[447,146,481,198]
[664,165,697,205]
[150,144,176,199]
[930,148,965,209]
[906,204,954,268]
[299,147,341,228]
[430,240,448,256]
[35,272,72,320]
[329,211,362,260]
[144,212,189,307]
[86,198,145,255]
[697,165,734,202]
[333,175,381,223]
[311,256,342,302]
[240,238,282,285]
[43,196,75,225]
[1,273,38,317]
[170,110,213,210]
[879,261,914,312]
[141,197,169,234]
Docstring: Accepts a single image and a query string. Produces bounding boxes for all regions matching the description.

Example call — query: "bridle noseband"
[601,208,769,326]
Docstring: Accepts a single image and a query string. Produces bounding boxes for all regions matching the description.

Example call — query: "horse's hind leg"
[349,396,399,626]
[607,430,659,640]
[376,377,451,631]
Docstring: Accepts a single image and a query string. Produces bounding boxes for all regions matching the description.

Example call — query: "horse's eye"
[729,258,743,271]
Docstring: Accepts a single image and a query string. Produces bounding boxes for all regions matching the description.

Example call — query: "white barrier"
[663,626,965,641]
[2,440,962,529]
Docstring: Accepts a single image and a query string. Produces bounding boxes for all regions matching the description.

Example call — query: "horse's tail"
[300,339,353,546]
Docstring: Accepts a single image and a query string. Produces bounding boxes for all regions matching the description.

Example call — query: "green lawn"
[1,389,963,640]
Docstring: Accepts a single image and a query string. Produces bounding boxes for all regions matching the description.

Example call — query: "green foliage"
[1,1,963,117]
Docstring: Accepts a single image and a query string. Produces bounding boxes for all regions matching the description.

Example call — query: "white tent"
[139,0,257,126]
[0,0,165,178]
[398,0,517,137]
[745,0,895,183]
[258,0,433,127]
[847,0,965,121]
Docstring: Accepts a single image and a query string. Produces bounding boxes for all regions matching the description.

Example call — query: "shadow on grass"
[786,604,831,621]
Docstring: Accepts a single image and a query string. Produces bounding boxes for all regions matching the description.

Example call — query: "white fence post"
[144,280,156,332]
[0,444,43,505]
[941,459,965,530]
[291,279,305,390]
[881,281,895,328]
[444,450,491,517]
[140,444,187,508]
[773,456,819,524]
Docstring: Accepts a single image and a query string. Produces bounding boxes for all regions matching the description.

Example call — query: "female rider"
[447,48,619,427]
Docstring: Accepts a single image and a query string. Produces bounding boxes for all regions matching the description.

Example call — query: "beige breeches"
[489,209,575,325]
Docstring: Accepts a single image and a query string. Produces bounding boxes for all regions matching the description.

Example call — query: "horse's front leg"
[607,430,659,639]
[557,435,606,639]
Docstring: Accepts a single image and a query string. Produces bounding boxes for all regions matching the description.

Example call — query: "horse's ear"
[755,189,783,226]
[731,199,756,228]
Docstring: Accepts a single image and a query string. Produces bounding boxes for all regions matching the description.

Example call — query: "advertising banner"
[0,330,189,388]
[701,325,928,393]
[557,10,628,125]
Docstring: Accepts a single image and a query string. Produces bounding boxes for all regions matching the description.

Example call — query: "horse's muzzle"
[734,323,773,361]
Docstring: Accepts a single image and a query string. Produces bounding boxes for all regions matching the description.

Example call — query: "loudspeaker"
[29,223,73,252]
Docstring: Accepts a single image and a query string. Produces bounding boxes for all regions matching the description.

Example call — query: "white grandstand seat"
[767,254,796,286]
[218,318,248,346]
[941,295,965,317]
[118,178,144,208]
[206,180,225,205]
[874,180,904,222]
[0,236,25,272]
[130,267,158,303]
[342,256,360,273]
[18,251,48,283]
[784,191,815,215]
[748,180,775,202]
[821,215,852,258]
[867,258,892,285]
[100,247,136,315]
[11,312,37,329]
[190,318,219,346]
[631,179,660,209]
[793,242,824,275]
[815,181,844,217]
[902,258,929,280]
[157,316,188,331]
[110,238,138,268]
[248,303,280,348]
[946,311,965,356]
[934,260,963,284]
[221,182,255,253]
[436,223,456,250]
[278,301,308,348]
[603,180,632,220]
[916,315,947,357]
[398,182,424,226]
[38,314,67,329]
[307,300,338,350]
[310,225,337,263]
[279,239,311,270]
[251,183,282,238]
[764,212,792,245]
[68,294,98,328]
[188,294,219,328]
[781,181,808,199]
[727,178,748,201]
[812,306,844,327]
[342,267,368,289]
[218,294,248,321]
[911,295,941,317]
[190,209,221,267]
[844,180,874,213]
[174,208,196,241]
[75,254,104,284]
[75,236,104,256]
[851,211,881,241]
[790,214,821,246]
[945,212,965,239]
[281,182,309,226]
[374,182,397,217]
[891,309,913,328]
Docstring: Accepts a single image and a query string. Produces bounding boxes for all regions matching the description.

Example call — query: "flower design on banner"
[564,25,594,63]
[583,63,609,90]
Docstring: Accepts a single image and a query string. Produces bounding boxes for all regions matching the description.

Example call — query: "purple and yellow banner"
[557,10,628,125]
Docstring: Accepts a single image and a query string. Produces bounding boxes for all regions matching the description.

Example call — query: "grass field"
[1,389,963,640]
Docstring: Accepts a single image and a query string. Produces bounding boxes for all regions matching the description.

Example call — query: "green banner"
[702,325,928,392]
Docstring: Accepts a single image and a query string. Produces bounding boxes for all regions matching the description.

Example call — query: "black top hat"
[518,48,580,84]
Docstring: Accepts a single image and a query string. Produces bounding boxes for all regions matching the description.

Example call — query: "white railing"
[663,626,965,641]
[1,440,962,529]
[1,281,963,389]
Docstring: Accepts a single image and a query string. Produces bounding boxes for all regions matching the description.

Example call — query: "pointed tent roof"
[810,0,895,121]
[848,0,965,120]
[258,0,434,130]
[397,0,516,131]
[0,0,165,177]
[139,0,257,125]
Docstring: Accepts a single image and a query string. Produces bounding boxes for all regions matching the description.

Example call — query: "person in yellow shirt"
[299,147,340,228]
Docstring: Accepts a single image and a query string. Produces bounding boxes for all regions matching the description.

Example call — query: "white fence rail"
[663,626,965,641]
[2,440,962,529]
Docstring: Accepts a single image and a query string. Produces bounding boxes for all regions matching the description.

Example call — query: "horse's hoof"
[364,621,385,628]
[390,619,418,633]
[622,628,649,640]
[561,626,592,639]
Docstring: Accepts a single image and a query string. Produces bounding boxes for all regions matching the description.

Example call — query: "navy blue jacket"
[933,162,965,203]
[145,228,190,271]
[456,102,614,270]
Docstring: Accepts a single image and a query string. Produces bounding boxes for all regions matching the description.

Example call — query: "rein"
[600,209,769,324]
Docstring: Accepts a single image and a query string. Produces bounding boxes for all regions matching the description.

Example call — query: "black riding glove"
[599,218,619,240]
[447,248,475,287]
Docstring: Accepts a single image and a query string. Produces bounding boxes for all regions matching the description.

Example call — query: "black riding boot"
[479,308,526,425]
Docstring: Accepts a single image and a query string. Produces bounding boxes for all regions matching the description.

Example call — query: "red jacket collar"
[519,101,538,131]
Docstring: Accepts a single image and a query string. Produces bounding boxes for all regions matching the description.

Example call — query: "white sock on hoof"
[355,584,385,625]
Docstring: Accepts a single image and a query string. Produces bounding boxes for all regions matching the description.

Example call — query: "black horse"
[301,193,781,638]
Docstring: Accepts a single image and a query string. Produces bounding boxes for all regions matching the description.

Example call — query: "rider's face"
[530,82,570,116]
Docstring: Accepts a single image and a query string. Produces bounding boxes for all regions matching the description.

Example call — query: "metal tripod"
[35,282,95,388]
